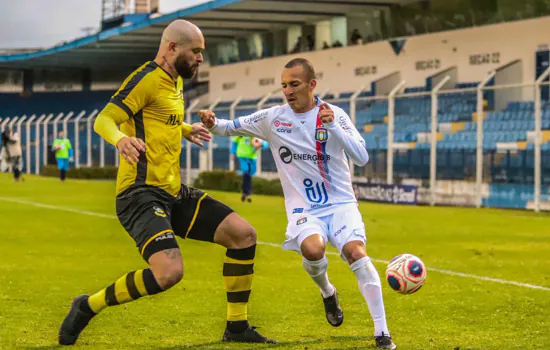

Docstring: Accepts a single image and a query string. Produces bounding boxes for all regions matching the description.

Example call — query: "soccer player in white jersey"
[199,58,396,349]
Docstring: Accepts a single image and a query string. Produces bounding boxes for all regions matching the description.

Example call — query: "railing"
[2,78,549,212]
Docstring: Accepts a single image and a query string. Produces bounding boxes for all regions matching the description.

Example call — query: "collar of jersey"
[152,61,178,82]
[291,96,323,116]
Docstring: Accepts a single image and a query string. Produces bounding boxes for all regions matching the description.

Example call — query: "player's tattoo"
[163,248,181,260]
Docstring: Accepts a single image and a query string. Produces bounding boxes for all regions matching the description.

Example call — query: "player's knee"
[301,244,325,261]
[214,213,257,249]
[301,235,325,261]
[344,246,367,264]
[154,262,184,289]
[238,224,257,248]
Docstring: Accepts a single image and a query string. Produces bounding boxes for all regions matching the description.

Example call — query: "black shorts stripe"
[227,290,251,303]
[225,244,256,261]
[105,284,119,306]
[110,98,134,118]
[223,263,254,277]
[126,271,141,300]
[114,61,157,100]
[134,110,147,185]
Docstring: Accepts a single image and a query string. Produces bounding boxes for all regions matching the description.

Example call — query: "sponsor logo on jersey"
[278,146,331,164]
[296,217,307,225]
[166,114,183,126]
[153,206,167,217]
[274,120,292,127]
[155,231,175,241]
[274,119,292,133]
[311,203,332,210]
[334,225,347,237]
[279,146,293,164]
[244,111,268,124]
[338,115,355,135]
[304,178,329,205]
[292,208,304,214]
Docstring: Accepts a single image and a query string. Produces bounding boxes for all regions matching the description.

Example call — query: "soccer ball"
[385,254,426,294]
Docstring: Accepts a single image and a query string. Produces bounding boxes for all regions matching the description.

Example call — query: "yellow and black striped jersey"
[95,61,192,197]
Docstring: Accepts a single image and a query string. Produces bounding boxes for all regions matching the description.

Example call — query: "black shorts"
[116,185,234,261]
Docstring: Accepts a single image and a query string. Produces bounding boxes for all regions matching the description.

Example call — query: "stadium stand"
[1,0,549,210]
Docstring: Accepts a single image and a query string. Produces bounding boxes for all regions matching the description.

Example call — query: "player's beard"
[174,55,196,79]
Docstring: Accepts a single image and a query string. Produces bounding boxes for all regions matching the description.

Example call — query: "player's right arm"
[200,107,274,141]
[94,73,153,165]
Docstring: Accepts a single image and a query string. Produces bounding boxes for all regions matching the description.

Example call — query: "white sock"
[302,256,335,298]
[350,256,390,337]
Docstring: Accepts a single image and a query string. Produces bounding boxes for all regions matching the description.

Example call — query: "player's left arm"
[319,103,369,166]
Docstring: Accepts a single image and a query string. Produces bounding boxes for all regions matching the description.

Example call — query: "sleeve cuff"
[324,120,338,129]
[210,118,219,130]
[182,123,193,137]
[112,131,127,146]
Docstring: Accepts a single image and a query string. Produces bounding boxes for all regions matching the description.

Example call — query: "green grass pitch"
[0,175,549,349]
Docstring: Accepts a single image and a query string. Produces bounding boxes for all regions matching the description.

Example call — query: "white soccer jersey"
[210,98,369,219]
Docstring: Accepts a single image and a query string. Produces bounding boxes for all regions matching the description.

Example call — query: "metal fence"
[1,71,549,211]
[181,72,550,212]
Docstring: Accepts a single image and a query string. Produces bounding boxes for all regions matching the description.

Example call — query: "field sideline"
[0,175,549,349]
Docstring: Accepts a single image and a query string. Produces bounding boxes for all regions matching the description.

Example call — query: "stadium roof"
[0,0,407,70]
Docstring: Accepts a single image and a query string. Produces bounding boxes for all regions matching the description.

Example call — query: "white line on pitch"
[2,196,549,292]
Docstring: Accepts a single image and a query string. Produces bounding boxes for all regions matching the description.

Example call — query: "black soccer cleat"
[375,333,397,349]
[58,295,96,345]
[222,325,277,344]
[322,289,344,327]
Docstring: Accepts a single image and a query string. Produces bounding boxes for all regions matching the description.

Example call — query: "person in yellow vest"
[52,131,73,182]
[231,136,268,202]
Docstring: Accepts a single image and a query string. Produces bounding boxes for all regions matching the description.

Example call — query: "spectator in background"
[231,136,268,203]
[332,40,343,48]
[0,129,8,172]
[52,130,73,182]
[291,36,302,53]
[322,41,330,50]
[1,127,23,182]
[306,34,315,51]
[350,29,363,45]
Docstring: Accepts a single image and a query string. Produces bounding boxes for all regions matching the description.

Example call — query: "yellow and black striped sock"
[85,268,163,314]
[224,244,256,333]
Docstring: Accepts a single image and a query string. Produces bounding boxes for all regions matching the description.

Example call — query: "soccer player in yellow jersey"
[58,19,276,345]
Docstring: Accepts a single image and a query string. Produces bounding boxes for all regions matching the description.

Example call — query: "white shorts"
[282,203,366,261]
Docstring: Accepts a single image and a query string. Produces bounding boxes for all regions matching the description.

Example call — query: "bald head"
[161,19,203,47]
[156,19,205,79]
